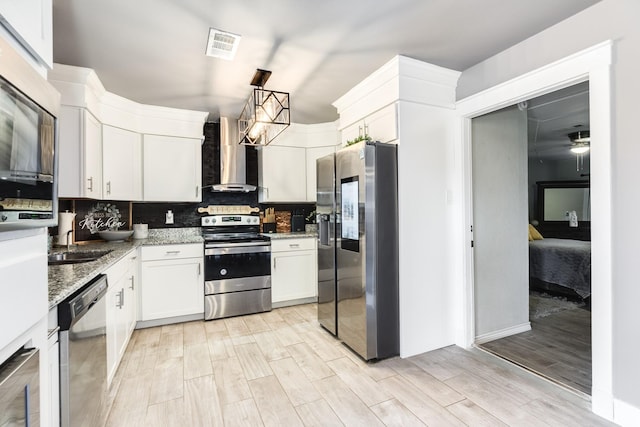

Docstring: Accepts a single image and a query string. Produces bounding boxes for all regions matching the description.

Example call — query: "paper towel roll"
[57,211,76,246]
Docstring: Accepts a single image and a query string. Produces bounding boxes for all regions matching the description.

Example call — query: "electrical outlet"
[165,210,174,224]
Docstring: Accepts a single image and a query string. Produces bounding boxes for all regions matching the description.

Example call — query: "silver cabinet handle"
[116,289,124,309]
[195,185,199,197]
[197,263,201,276]
[87,176,93,191]
[289,243,300,248]
[106,181,112,195]
[165,250,181,255]
[358,125,363,137]
[129,275,135,290]
[273,257,276,270]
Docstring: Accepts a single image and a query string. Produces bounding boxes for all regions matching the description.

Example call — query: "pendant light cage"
[238,88,290,146]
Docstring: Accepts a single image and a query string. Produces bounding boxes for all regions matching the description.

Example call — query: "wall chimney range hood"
[211,117,257,192]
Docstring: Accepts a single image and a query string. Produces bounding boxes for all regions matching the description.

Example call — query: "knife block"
[263,223,276,233]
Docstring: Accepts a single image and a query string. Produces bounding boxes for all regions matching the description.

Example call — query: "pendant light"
[238,69,290,146]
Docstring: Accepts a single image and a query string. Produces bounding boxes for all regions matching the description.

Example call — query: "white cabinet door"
[140,256,203,321]
[105,250,137,384]
[271,238,317,305]
[0,0,53,67]
[125,253,138,338]
[259,145,307,202]
[366,103,398,143]
[305,145,336,202]
[340,103,398,145]
[143,135,201,202]
[57,107,102,198]
[106,274,126,383]
[48,331,59,427]
[102,125,142,201]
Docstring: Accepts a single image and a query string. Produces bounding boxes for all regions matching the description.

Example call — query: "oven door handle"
[205,244,271,255]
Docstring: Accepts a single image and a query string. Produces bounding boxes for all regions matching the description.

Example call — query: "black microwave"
[0,46,59,230]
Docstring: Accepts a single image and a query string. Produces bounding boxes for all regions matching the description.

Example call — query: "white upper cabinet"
[259,145,307,202]
[143,135,202,202]
[57,107,103,199]
[102,125,142,201]
[0,0,53,69]
[48,64,207,203]
[258,122,339,203]
[340,103,398,145]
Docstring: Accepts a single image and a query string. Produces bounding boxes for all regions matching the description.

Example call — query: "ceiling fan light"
[570,145,590,154]
[568,130,590,143]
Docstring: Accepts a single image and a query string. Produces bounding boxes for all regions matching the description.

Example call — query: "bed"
[529,238,591,300]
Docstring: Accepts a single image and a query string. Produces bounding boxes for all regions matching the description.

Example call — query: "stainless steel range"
[202,214,272,320]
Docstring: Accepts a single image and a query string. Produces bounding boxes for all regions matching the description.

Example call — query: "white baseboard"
[614,398,640,426]
[135,312,204,329]
[474,322,531,345]
[272,297,317,309]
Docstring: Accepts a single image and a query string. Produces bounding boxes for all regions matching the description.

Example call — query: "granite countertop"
[48,228,203,308]
[263,231,318,240]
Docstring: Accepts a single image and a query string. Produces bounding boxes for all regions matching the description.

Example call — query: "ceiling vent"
[205,28,241,60]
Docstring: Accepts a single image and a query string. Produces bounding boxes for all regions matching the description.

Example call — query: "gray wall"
[458,0,640,409]
[473,106,529,338]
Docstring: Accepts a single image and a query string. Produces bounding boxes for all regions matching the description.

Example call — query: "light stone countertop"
[48,227,203,308]
[263,231,318,240]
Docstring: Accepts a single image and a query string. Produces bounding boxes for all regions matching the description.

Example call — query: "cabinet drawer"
[271,238,316,252]
[141,243,202,261]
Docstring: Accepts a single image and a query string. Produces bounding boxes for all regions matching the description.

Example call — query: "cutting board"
[197,205,260,215]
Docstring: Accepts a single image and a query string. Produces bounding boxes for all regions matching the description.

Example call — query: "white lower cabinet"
[139,244,203,323]
[48,321,60,427]
[105,249,138,384]
[271,238,317,306]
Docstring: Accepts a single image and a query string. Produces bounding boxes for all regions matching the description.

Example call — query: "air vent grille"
[205,28,241,60]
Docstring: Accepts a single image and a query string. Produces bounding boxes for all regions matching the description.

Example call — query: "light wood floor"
[480,301,591,395]
[104,304,613,427]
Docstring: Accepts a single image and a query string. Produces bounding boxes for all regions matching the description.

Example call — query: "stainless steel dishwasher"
[58,274,108,427]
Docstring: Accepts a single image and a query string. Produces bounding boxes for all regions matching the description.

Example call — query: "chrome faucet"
[66,229,73,251]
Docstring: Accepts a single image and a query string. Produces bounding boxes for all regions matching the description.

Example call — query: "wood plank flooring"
[105,304,612,426]
[480,302,591,395]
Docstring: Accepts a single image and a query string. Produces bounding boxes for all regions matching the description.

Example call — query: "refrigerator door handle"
[319,214,330,246]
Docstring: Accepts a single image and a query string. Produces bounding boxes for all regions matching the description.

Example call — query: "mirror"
[537,181,590,223]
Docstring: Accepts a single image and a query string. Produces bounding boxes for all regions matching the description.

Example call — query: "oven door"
[204,241,271,294]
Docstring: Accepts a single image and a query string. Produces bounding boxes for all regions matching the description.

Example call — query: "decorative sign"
[73,200,131,242]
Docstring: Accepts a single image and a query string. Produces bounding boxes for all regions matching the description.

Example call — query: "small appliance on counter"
[291,214,305,232]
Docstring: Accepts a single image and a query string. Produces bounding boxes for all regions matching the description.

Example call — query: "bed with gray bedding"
[529,238,591,299]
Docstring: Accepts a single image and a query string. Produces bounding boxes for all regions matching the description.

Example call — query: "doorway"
[455,41,613,416]
[473,82,592,395]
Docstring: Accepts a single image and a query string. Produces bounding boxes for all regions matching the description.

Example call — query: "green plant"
[346,134,372,146]
[306,210,316,223]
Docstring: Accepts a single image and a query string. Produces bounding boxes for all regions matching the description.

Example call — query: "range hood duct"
[212,117,256,192]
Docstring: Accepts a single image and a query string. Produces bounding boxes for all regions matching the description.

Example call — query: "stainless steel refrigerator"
[316,140,399,360]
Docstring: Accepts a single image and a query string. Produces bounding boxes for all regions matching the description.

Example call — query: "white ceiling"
[526,81,590,161]
[52,0,599,124]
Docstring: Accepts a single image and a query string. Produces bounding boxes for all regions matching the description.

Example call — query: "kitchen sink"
[48,250,112,265]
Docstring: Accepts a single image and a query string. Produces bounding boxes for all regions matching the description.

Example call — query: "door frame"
[455,40,613,419]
